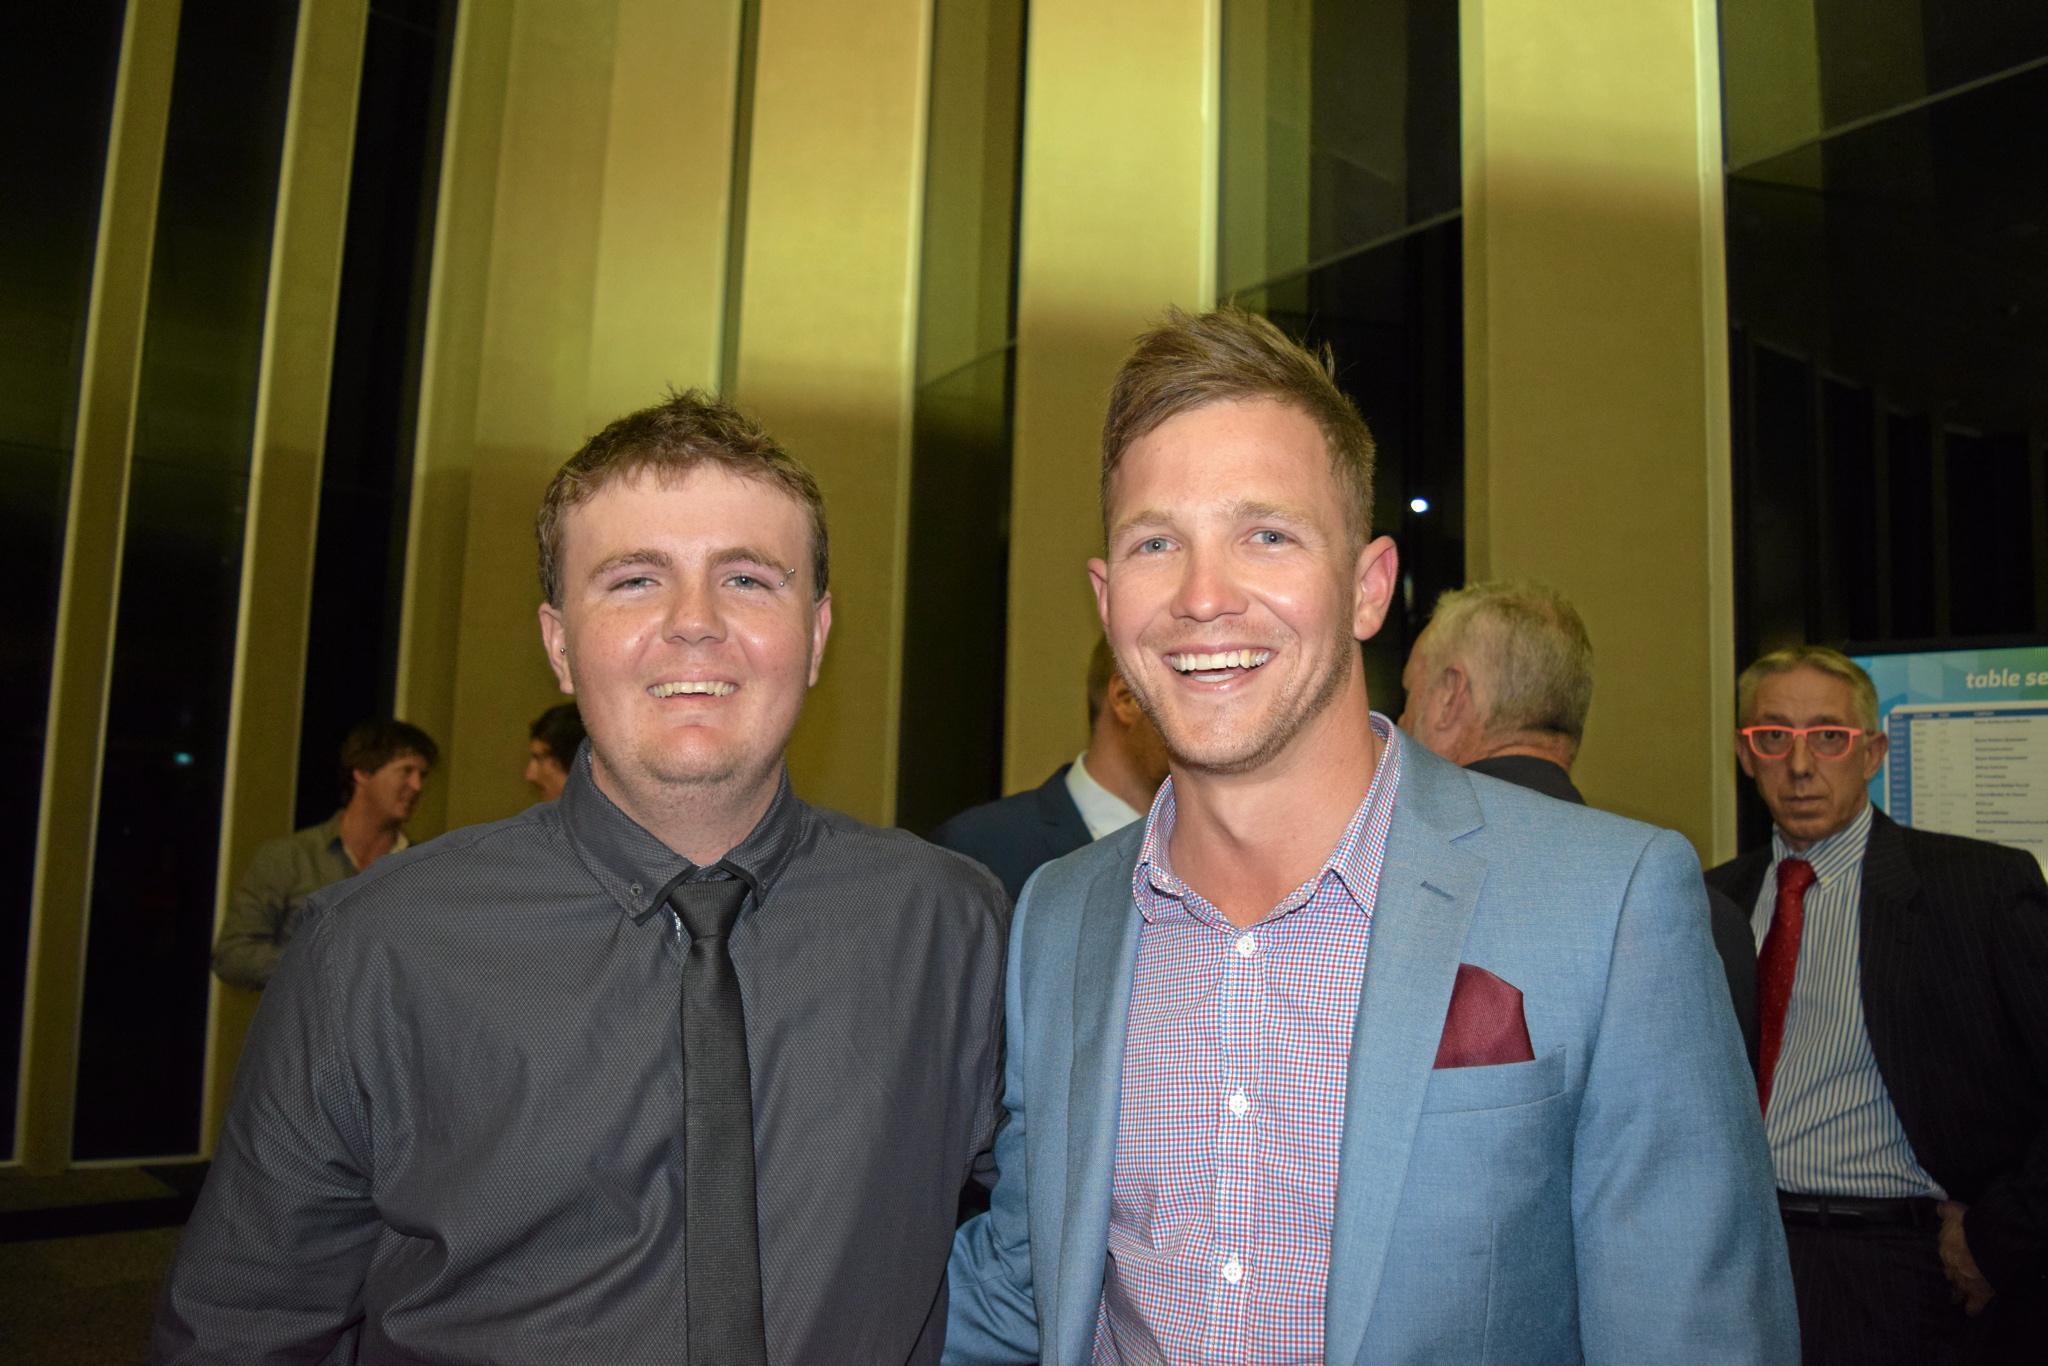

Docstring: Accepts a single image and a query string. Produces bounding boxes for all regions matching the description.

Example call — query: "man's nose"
[1785,734,1817,774]
[664,577,726,641]
[1171,544,1247,622]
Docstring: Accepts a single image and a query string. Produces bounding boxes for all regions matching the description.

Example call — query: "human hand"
[1937,1202,1995,1316]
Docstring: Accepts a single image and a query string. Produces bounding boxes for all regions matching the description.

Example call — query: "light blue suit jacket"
[946,741,1797,1364]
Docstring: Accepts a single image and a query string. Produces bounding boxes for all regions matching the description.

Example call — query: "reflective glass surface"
[74,0,300,1160]
[1219,0,1459,297]
[294,0,456,826]
[897,0,1025,834]
[1728,65,2046,660]
[1723,0,2048,169]
[0,0,128,1158]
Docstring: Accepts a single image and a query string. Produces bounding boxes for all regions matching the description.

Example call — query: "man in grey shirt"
[211,718,436,990]
[156,392,1008,1364]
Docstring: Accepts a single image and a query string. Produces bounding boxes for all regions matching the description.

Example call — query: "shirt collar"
[556,744,808,925]
[319,812,407,871]
[1064,751,1145,841]
[1131,713,1405,923]
[1770,798,1873,888]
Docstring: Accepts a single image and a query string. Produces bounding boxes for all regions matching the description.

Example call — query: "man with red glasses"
[1709,644,2048,1364]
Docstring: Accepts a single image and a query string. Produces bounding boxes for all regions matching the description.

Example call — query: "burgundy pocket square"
[1434,963,1535,1069]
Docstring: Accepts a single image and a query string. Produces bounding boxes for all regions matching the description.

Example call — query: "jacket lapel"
[1325,744,1485,1365]
[1055,851,1143,1363]
[1856,810,1922,1124]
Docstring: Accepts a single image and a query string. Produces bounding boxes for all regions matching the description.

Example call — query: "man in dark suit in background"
[1399,579,1758,1060]
[1708,644,2048,1364]
[932,637,1168,900]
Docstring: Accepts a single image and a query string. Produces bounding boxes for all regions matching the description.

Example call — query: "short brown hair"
[536,389,828,606]
[1736,645,1879,732]
[1424,580,1594,745]
[337,719,437,804]
[1100,306,1377,545]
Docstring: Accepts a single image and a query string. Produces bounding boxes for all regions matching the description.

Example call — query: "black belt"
[1776,1191,1939,1230]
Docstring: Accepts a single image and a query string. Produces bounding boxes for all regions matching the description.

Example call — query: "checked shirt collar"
[1131,713,1405,926]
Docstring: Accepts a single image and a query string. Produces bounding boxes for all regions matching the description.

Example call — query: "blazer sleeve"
[944,870,1044,1365]
[155,905,379,1363]
[1571,829,1799,1363]
[1959,855,2048,1298]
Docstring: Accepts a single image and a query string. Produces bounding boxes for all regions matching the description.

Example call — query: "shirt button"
[1228,1089,1250,1117]
[1221,1256,1244,1284]
[1235,933,1258,957]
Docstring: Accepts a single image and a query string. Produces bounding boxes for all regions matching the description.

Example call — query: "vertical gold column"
[1462,0,1736,862]
[16,0,181,1173]
[731,0,934,823]
[201,0,370,1152]
[408,0,742,833]
[1002,0,1219,793]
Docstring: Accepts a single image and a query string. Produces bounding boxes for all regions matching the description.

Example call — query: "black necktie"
[670,877,768,1365]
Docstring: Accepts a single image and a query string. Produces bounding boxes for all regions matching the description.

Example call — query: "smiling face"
[537,465,831,823]
[1089,397,1398,778]
[353,751,429,827]
[1737,664,1885,850]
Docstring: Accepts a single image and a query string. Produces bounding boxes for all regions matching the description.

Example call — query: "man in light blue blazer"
[945,307,1796,1364]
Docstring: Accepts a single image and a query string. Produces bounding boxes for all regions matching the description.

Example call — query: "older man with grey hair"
[1399,579,1758,1059]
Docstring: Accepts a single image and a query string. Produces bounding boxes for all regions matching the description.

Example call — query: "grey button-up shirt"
[157,758,1009,1364]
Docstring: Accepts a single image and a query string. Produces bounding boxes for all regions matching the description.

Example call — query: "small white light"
[1408,496,1430,515]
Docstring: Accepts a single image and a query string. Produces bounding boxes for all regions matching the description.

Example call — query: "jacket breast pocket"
[1420,1044,1566,1114]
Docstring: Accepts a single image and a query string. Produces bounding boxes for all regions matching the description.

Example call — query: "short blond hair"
[1424,580,1594,744]
[1736,645,1878,731]
[1100,306,1376,547]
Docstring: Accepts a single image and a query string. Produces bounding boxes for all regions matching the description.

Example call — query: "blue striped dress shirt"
[1750,800,1943,1197]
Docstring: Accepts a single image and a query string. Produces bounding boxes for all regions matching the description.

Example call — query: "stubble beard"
[1130,622,1359,778]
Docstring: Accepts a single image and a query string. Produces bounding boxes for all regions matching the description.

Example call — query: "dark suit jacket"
[930,766,1091,903]
[1467,754,1759,1064]
[1708,811,2048,1298]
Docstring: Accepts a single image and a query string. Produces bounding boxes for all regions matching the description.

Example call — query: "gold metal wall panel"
[1461,0,1737,862]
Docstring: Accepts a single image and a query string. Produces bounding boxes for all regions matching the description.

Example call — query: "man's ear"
[1736,731,1758,781]
[1350,535,1400,641]
[1435,664,1472,732]
[1108,672,1144,726]
[1860,728,1888,782]
[807,593,833,687]
[538,602,574,694]
[1088,556,1111,632]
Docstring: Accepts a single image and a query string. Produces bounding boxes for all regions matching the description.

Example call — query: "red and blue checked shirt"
[1095,716,1404,1365]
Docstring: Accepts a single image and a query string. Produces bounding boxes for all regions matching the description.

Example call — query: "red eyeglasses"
[1739,725,1871,760]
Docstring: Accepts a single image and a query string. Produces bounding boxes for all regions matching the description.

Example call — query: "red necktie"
[1756,858,1815,1113]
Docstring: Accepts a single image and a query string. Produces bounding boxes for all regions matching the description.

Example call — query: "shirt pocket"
[1420,1044,1566,1114]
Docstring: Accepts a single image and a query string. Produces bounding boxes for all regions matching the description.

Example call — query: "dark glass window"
[73,0,300,1160]
[1221,0,1463,714]
[294,0,456,826]
[0,0,128,1158]
[895,0,1027,834]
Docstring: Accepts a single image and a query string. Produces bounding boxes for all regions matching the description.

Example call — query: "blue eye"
[611,575,655,591]
[1252,529,1289,546]
[1138,537,1170,554]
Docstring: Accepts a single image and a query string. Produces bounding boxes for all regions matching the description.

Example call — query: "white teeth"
[650,680,736,697]
[1167,650,1273,673]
